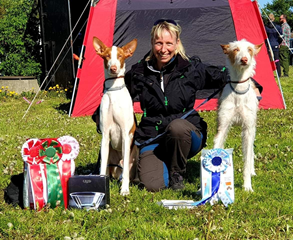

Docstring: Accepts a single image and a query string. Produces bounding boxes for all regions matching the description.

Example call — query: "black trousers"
[273,50,281,77]
[138,119,203,192]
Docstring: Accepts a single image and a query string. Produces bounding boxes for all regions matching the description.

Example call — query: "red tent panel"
[71,0,118,117]
[71,0,285,117]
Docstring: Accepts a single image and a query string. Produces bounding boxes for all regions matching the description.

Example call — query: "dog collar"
[104,84,126,92]
[229,77,250,84]
[104,76,126,91]
[105,76,125,81]
[229,82,250,94]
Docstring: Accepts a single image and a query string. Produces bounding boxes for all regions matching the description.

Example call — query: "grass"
[0,67,293,239]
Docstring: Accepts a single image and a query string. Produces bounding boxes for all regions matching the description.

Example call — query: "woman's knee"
[166,119,191,139]
[138,150,168,192]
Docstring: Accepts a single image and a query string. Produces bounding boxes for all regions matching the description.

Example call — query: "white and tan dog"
[213,39,263,192]
[93,37,138,195]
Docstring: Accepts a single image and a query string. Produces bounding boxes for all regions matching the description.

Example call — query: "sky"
[257,0,273,8]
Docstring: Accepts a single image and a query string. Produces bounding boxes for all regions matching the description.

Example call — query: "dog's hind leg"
[241,121,256,192]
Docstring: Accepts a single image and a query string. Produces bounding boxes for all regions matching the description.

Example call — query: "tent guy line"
[21,0,91,120]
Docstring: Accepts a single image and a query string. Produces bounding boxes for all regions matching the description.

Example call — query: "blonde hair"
[146,21,189,61]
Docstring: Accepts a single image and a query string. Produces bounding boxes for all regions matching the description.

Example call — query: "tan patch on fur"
[228,47,239,65]
[116,47,125,69]
[102,48,112,69]
[254,43,263,54]
[129,119,136,140]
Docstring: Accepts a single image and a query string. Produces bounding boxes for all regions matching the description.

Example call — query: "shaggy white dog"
[214,39,263,192]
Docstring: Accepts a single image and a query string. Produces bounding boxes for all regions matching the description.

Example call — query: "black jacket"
[125,54,229,146]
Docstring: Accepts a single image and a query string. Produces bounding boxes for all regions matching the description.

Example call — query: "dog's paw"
[251,171,257,176]
[120,189,130,196]
[244,185,254,192]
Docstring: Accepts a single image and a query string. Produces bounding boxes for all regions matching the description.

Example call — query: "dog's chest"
[219,84,258,123]
[100,88,134,149]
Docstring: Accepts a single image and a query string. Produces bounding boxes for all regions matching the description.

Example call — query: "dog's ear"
[93,37,107,55]
[220,44,230,54]
[122,39,137,58]
[254,43,264,55]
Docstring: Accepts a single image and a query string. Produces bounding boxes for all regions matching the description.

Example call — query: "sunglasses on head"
[153,19,178,26]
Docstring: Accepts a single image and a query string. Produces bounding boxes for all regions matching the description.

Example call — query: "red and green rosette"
[21,138,45,210]
[22,138,42,165]
[57,136,79,209]
[39,138,64,208]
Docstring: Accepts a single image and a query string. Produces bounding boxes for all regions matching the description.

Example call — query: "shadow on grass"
[75,162,98,175]
[55,102,71,115]
[185,160,201,183]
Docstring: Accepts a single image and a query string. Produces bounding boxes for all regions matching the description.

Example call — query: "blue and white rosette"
[193,148,233,207]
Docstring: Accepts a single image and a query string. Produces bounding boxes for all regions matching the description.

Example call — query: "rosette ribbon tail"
[59,160,72,209]
[23,162,30,209]
[192,172,221,206]
[29,164,46,210]
[46,163,64,208]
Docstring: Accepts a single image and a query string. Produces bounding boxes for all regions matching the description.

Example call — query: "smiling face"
[152,29,179,70]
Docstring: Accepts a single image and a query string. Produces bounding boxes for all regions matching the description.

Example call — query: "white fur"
[93,37,138,196]
[213,39,263,192]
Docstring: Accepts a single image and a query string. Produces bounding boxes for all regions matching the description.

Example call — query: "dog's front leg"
[242,122,256,192]
[213,110,233,149]
[99,96,111,176]
[120,134,131,196]
[100,134,110,176]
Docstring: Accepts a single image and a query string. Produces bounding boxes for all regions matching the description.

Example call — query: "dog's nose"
[110,65,117,73]
[241,57,248,65]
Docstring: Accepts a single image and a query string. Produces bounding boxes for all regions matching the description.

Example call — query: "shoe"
[169,172,185,190]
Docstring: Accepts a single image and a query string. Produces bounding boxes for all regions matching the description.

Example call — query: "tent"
[69,0,286,117]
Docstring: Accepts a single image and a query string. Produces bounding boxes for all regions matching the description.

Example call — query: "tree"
[0,0,42,78]
[261,0,293,28]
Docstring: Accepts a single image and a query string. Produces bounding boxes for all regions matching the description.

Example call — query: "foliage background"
[0,0,41,78]
[261,0,293,28]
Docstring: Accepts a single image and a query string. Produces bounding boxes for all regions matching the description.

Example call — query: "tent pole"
[68,44,85,117]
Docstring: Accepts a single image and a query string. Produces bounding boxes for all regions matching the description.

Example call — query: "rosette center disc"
[62,143,72,154]
[29,147,39,157]
[212,156,222,166]
[45,146,56,157]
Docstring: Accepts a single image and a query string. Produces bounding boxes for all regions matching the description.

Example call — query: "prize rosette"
[39,138,64,208]
[21,138,45,210]
[202,148,230,173]
[193,148,233,207]
[57,136,79,208]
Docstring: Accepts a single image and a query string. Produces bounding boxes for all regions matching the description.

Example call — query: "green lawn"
[0,68,293,239]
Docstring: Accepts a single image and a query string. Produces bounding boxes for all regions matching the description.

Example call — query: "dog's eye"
[233,48,239,52]
[118,55,122,58]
